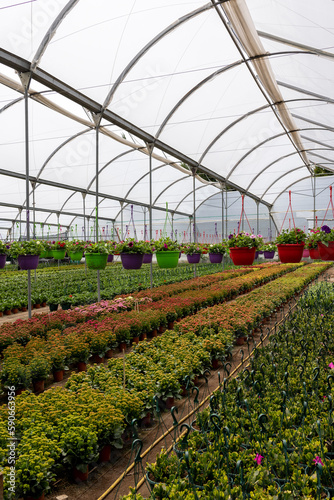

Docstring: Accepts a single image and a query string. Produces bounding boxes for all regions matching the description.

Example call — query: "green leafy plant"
[154,237,180,252]
[51,240,67,250]
[83,241,108,254]
[9,240,45,257]
[182,242,203,255]
[208,242,225,254]
[60,424,99,469]
[116,238,146,254]
[275,228,306,244]
[29,355,51,382]
[67,240,85,252]
[226,231,263,249]
[0,241,9,255]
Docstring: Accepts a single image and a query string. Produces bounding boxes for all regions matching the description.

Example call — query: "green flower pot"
[40,250,53,259]
[52,249,66,260]
[156,251,179,269]
[68,251,83,261]
[85,253,108,270]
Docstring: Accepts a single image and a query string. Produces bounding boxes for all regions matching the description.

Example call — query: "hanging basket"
[277,243,304,263]
[318,241,334,261]
[85,253,108,270]
[229,247,255,266]
[186,253,201,264]
[0,254,6,269]
[68,251,83,261]
[309,247,320,260]
[120,253,144,270]
[209,253,223,264]
[52,249,66,259]
[254,251,259,260]
[18,254,39,270]
[107,254,114,263]
[40,250,53,259]
[143,253,153,264]
[264,250,275,259]
[156,251,179,268]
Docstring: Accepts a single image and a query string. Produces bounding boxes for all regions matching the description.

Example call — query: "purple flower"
[313,456,324,466]
[128,241,133,247]
[228,234,234,240]
[329,362,334,370]
[254,453,263,465]
[321,225,331,234]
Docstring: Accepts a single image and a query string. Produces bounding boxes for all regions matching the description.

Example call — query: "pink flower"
[328,362,334,369]
[313,456,324,466]
[254,453,263,465]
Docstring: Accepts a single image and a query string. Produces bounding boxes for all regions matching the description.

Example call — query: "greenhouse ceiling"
[0,0,333,234]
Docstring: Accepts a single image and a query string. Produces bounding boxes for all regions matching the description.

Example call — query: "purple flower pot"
[264,251,275,259]
[209,253,223,264]
[143,253,153,264]
[186,253,201,264]
[120,253,144,270]
[255,251,259,259]
[17,254,39,270]
[0,254,6,269]
[107,254,114,263]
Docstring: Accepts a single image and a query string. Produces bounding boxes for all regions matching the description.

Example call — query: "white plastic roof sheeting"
[0,0,334,236]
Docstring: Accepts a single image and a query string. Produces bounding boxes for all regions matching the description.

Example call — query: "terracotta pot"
[53,370,64,382]
[4,310,11,315]
[151,329,158,337]
[159,325,166,334]
[165,397,175,409]
[229,247,256,266]
[181,385,188,397]
[168,321,175,330]
[15,388,24,396]
[72,464,89,482]
[139,333,147,341]
[11,308,19,314]
[33,380,45,393]
[235,336,245,346]
[77,361,87,372]
[34,303,41,309]
[140,412,152,428]
[212,358,220,370]
[132,336,140,344]
[21,307,27,312]
[105,349,114,359]
[91,353,105,364]
[41,302,47,307]
[99,444,112,463]
[119,342,127,352]
[277,243,304,263]
[0,311,3,317]
[193,376,200,387]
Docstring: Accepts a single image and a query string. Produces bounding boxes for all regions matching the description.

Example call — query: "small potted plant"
[0,240,9,269]
[84,241,109,269]
[263,242,277,259]
[182,242,203,264]
[60,425,99,482]
[207,242,225,264]
[315,225,334,260]
[275,228,306,263]
[47,295,59,312]
[116,238,146,270]
[51,240,67,260]
[306,229,321,260]
[106,240,117,263]
[0,359,31,394]
[154,237,181,269]
[40,240,53,259]
[142,240,155,264]
[9,240,44,270]
[225,232,262,266]
[29,355,51,393]
[67,240,85,261]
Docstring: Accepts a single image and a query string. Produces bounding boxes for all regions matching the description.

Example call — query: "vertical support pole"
[82,193,87,240]
[19,209,22,240]
[93,114,102,302]
[171,212,174,239]
[21,72,32,319]
[225,188,228,239]
[192,168,197,277]
[221,186,225,240]
[256,201,259,235]
[143,207,146,240]
[120,202,124,240]
[147,143,154,289]
[31,181,36,239]
[313,174,316,228]
[241,194,245,232]
[57,213,60,269]
[189,217,192,243]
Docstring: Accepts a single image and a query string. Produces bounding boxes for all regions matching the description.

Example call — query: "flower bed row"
[0,263,330,499]
[126,275,334,499]
[0,264,299,389]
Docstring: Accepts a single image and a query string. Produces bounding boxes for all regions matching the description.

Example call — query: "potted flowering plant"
[182,242,203,264]
[142,240,155,264]
[154,237,181,268]
[67,240,85,261]
[9,240,44,269]
[40,240,53,259]
[275,228,306,263]
[60,424,99,482]
[106,240,117,262]
[306,229,321,259]
[315,225,334,260]
[0,240,8,269]
[84,241,108,269]
[29,355,51,393]
[116,238,146,269]
[225,232,262,265]
[263,242,277,259]
[208,242,225,264]
[51,240,67,260]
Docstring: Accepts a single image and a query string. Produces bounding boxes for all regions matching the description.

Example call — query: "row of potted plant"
[121,278,334,499]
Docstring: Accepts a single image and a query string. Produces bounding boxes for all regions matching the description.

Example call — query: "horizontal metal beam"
[0,47,271,209]
[258,31,334,60]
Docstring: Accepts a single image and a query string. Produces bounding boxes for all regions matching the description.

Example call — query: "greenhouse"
[0,1,334,499]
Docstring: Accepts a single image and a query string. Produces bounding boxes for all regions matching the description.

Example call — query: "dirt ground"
[3,266,334,500]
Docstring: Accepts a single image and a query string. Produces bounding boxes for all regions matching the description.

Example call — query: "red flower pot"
[318,241,334,260]
[105,349,114,358]
[132,336,140,344]
[72,465,88,482]
[33,380,45,393]
[309,247,320,260]
[99,444,112,463]
[91,353,105,364]
[277,243,304,263]
[77,361,87,372]
[229,247,256,266]
[302,248,310,258]
[119,342,127,352]
[140,333,147,341]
